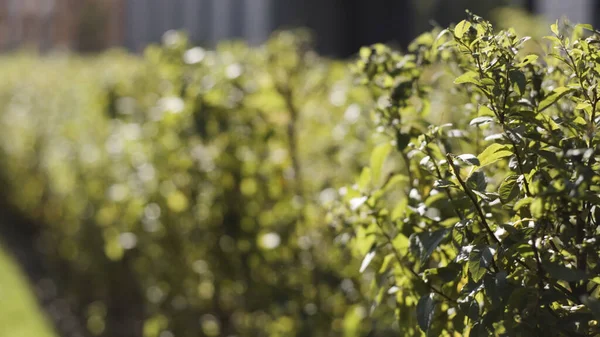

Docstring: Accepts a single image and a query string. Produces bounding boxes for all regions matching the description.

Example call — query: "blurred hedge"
[0,32,382,337]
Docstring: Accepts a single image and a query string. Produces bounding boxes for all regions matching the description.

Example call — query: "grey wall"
[125,0,266,52]
[123,0,416,57]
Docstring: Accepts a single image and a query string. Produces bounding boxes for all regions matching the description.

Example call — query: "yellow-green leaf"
[477,143,513,168]
[576,102,591,110]
[455,20,472,39]
[516,54,538,68]
[357,167,372,190]
[370,142,392,184]
[454,71,480,85]
[538,87,574,112]
[551,22,559,36]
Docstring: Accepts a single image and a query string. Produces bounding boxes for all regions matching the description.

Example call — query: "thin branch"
[373,219,457,304]
[447,153,501,246]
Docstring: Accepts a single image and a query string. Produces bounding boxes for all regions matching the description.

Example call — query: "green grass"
[0,244,57,337]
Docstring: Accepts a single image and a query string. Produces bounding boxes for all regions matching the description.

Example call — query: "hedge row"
[2,14,600,337]
[0,32,380,337]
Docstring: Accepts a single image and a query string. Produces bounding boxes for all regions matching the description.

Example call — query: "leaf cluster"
[335,13,600,336]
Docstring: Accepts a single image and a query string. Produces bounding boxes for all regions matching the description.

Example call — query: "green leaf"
[573,116,587,125]
[454,20,472,39]
[544,35,562,45]
[378,253,395,274]
[509,70,526,95]
[499,174,519,204]
[359,46,372,59]
[457,154,480,166]
[478,105,495,117]
[357,167,372,190]
[423,263,461,283]
[582,296,600,321]
[551,22,559,36]
[417,293,437,334]
[477,143,513,168]
[454,71,480,85]
[575,102,591,110]
[576,23,594,31]
[529,198,544,218]
[542,261,586,282]
[467,171,487,192]
[516,54,538,68]
[513,197,533,211]
[359,245,377,273]
[538,87,574,112]
[469,245,496,282]
[370,142,392,183]
[483,272,509,305]
[470,116,494,126]
[410,228,451,266]
[538,150,563,168]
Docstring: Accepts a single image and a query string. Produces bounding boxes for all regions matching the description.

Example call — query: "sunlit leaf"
[370,142,392,183]
[455,20,472,39]
[477,143,512,168]
[360,245,377,273]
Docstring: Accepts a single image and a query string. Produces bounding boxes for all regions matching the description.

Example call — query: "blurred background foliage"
[0,4,552,337]
[0,245,57,337]
[0,30,380,337]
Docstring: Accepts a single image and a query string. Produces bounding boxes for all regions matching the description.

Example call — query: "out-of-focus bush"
[0,32,379,337]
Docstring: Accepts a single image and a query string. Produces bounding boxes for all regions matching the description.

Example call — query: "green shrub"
[335,13,600,336]
[0,33,380,336]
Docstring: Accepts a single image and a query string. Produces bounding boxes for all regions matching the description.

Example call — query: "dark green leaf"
[417,293,437,334]
[410,228,451,266]
[499,174,519,204]
[581,296,600,321]
[457,154,480,166]
[538,150,564,168]
[467,171,487,192]
[423,263,461,283]
[509,70,526,96]
[468,245,496,283]
[542,260,586,282]
[396,130,411,151]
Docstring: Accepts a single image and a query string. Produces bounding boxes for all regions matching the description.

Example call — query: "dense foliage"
[3,11,600,337]
[0,32,380,337]
[335,13,600,336]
